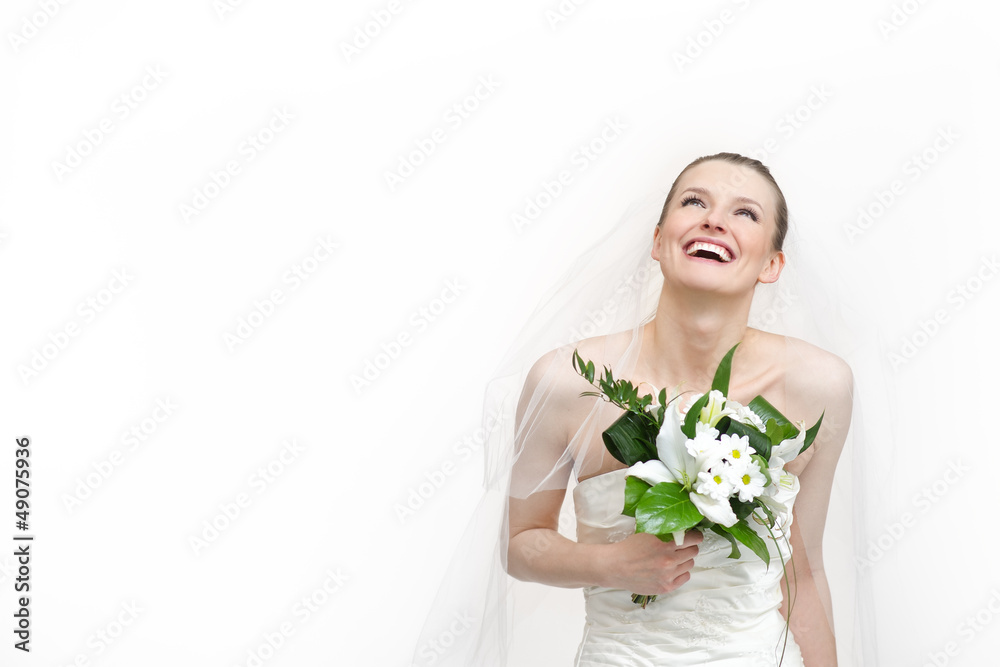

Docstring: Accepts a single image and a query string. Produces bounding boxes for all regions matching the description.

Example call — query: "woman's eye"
[737,209,759,222]
[681,196,703,207]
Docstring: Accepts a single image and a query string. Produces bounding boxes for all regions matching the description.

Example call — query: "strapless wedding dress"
[572,468,804,666]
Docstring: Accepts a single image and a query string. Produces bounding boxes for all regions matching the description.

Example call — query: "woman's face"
[653,160,784,297]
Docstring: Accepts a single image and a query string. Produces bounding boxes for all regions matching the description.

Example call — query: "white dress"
[572,468,804,666]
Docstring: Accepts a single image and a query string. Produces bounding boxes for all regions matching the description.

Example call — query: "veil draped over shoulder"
[410,173,885,666]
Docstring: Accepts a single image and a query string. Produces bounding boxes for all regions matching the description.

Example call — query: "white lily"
[626,459,677,487]
[699,389,738,428]
[769,421,806,467]
[760,467,799,519]
[757,424,803,521]
[653,401,702,489]
[690,490,738,527]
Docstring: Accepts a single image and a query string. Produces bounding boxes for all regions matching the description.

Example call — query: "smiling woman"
[412,152,874,667]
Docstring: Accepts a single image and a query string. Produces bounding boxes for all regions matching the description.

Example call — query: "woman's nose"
[701,214,726,233]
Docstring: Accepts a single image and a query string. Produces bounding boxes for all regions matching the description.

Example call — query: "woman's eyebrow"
[682,186,762,211]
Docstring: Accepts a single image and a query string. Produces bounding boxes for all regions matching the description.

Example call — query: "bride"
[505,154,852,665]
[411,152,861,666]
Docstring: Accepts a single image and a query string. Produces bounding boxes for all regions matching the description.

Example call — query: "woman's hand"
[598,530,703,595]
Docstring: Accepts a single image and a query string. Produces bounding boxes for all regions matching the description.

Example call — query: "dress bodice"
[572,468,804,666]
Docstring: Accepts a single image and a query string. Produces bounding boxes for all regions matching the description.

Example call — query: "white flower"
[690,490,738,527]
[725,400,767,432]
[694,420,720,439]
[728,459,766,502]
[654,401,701,488]
[627,459,676,487]
[695,468,733,501]
[719,432,755,467]
[699,390,737,428]
[686,428,722,458]
[769,422,806,467]
[759,468,800,517]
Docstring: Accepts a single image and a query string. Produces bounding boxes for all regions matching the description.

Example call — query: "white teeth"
[686,241,732,263]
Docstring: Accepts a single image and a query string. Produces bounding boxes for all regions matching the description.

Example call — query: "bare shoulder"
[521,331,634,412]
[780,335,854,403]
[761,334,855,475]
[761,333,855,445]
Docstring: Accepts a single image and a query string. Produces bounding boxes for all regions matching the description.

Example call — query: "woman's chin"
[664,271,752,298]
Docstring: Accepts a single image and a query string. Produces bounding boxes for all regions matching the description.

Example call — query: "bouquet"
[572,343,823,609]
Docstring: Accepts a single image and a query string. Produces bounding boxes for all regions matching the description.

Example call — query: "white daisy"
[728,459,767,502]
[695,467,733,502]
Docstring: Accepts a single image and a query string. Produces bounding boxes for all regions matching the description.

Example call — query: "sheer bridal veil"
[410,155,885,667]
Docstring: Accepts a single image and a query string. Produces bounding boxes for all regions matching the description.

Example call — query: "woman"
[412,153,865,666]
[505,153,852,665]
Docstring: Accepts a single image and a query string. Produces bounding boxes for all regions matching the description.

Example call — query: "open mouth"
[684,241,733,263]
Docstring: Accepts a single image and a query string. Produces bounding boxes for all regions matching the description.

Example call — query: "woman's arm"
[507,491,703,593]
[779,350,854,665]
[504,349,701,594]
[780,513,838,665]
[507,488,607,588]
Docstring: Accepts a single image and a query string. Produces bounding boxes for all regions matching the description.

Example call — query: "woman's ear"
[651,224,662,261]
[757,250,785,284]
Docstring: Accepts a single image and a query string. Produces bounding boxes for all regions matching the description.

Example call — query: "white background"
[2,1,999,665]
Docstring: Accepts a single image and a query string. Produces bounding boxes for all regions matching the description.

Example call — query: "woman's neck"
[640,284,757,392]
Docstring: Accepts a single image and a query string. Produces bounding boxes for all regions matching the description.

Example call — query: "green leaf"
[730,498,756,521]
[710,524,741,559]
[748,396,794,428]
[719,521,770,568]
[602,411,658,466]
[801,410,825,455]
[572,350,597,384]
[681,393,710,439]
[711,343,740,395]
[634,482,704,537]
[751,454,771,486]
[764,418,799,447]
[623,476,652,517]
[725,419,773,462]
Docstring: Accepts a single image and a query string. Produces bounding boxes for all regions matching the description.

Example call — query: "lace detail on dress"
[605,528,631,543]
[745,569,776,597]
[742,648,783,667]
[669,595,733,648]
